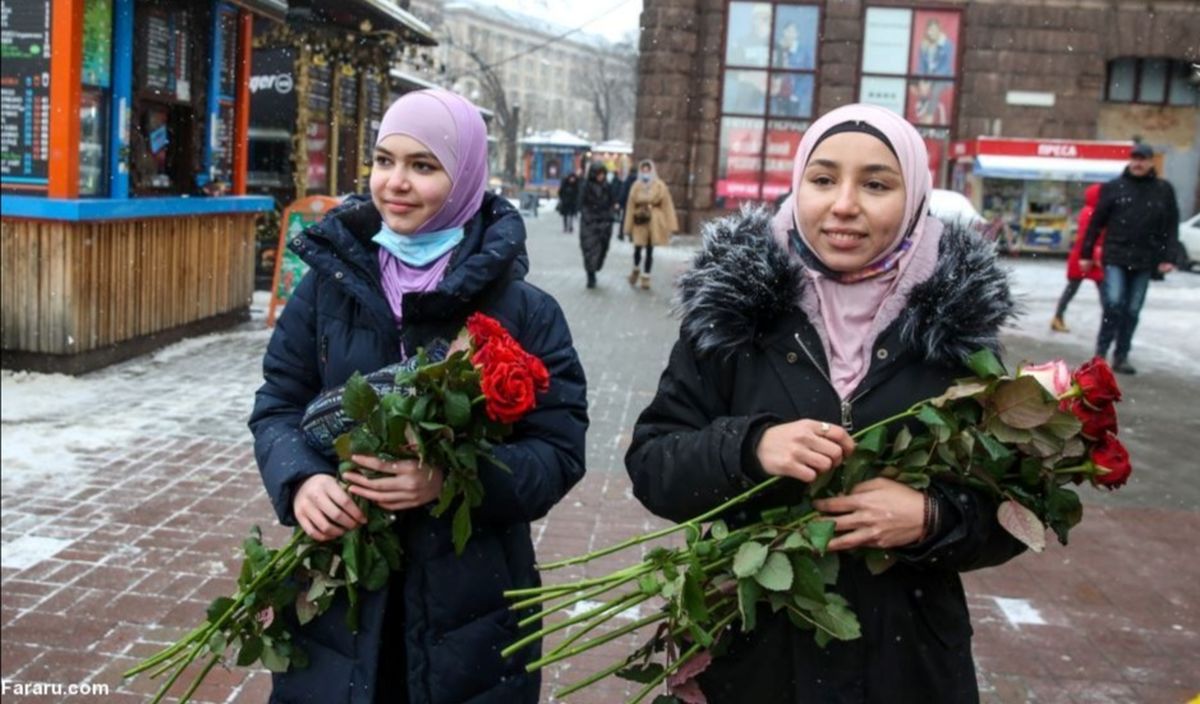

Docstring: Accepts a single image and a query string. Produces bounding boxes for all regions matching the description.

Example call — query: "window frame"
[1104,57,1199,107]
[714,0,824,208]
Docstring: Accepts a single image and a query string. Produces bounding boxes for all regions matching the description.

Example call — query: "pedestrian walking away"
[556,172,581,234]
[1078,143,1181,374]
[579,163,615,288]
[626,103,1023,703]
[617,169,638,241]
[249,88,588,704]
[623,159,679,289]
[1050,182,1105,333]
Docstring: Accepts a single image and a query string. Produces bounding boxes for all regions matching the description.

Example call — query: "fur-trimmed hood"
[676,207,1016,365]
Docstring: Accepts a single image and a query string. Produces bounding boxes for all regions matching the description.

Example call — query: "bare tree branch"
[442,33,520,184]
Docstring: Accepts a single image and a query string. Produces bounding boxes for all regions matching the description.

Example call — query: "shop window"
[79,0,113,196]
[857,6,962,187]
[131,0,199,195]
[716,2,820,208]
[1106,58,1199,106]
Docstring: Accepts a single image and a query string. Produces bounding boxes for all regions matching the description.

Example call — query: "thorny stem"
[524,609,670,672]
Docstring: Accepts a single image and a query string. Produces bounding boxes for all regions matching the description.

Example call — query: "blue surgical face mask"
[639,173,652,183]
[373,222,464,267]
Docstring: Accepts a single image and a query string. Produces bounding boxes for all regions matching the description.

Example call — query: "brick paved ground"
[2,211,1197,704]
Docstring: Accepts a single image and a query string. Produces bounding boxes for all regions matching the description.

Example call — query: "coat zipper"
[792,332,870,431]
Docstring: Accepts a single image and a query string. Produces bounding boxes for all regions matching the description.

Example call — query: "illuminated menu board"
[0,0,52,192]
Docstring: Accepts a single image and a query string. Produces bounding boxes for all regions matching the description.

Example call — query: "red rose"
[1073,357,1121,409]
[475,337,550,424]
[466,312,508,349]
[1066,398,1118,439]
[1090,432,1131,489]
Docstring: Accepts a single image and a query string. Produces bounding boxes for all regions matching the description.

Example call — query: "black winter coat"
[580,174,615,272]
[626,209,1025,704]
[556,176,581,216]
[1080,167,1180,270]
[249,192,588,704]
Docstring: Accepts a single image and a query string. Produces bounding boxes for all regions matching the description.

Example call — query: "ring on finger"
[819,421,831,436]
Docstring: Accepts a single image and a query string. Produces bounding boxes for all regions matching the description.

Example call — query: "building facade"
[410,0,637,144]
[635,0,1200,235]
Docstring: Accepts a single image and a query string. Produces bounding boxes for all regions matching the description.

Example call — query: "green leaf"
[974,430,1012,461]
[992,376,1058,429]
[1046,487,1083,544]
[863,548,896,575]
[807,593,862,641]
[916,405,948,428]
[236,635,264,667]
[444,390,471,429]
[892,426,913,454]
[452,500,473,556]
[804,520,836,554]
[732,541,769,578]
[260,641,290,672]
[782,532,810,551]
[1043,410,1083,440]
[638,573,661,596]
[840,454,872,493]
[616,662,665,684]
[965,348,1005,379]
[207,632,226,655]
[985,415,1033,444]
[788,554,826,604]
[754,551,794,592]
[996,499,1046,553]
[1019,457,1043,486]
[896,472,931,489]
[361,546,390,591]
[206,596,236,624]
[334,433,354,461]
[341,532,360,583]
[815,553,839,585]
[807,467,835,496]
[737,578,761,632]
[710,520,729,540]
[684,523,700,546]
[342,373,379,422]
[929,380,990,408]
[294,593,319,625]
[857,426,887,455]
[682,574,711,623]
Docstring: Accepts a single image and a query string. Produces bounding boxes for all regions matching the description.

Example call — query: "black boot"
[586,271,596,289]
[1112,358,1137,375]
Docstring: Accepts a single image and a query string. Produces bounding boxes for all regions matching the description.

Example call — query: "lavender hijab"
[770,103,944,398]
[373,89,489,334]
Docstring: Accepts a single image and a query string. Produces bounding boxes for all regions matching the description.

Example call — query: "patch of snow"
[1,535,74,569]
[991,596,1046,627]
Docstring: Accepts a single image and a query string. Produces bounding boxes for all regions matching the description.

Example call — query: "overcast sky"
[491,0,643,43]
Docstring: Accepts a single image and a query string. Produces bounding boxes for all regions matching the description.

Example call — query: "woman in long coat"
[556,172,581,233]
[622,159,679,289]
[579,163,615,288]
[626,104,1024,703]
[250,89,588,704]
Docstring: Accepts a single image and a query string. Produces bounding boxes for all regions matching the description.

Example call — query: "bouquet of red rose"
[501,351,1129,704]
[125,313,549,703]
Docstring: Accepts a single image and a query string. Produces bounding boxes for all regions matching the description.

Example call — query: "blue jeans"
[1096,265,1152,361]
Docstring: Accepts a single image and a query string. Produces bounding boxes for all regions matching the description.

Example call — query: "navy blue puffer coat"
[249,192,588,704]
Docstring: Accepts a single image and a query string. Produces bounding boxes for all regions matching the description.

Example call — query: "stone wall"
[634,0,1200,231]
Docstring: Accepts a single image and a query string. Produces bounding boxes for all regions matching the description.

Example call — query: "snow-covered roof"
[591,139,632,154]
[519,130,591,148]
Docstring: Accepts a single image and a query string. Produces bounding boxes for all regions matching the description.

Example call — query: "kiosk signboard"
[0,0,52,193]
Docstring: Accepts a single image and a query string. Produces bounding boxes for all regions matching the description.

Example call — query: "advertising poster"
[267,196,341,327]
[861,8,911,76]
[772,5,818,70]
[716,116,764,200]
[859,75,906,116]
[82,0,112,88]
[762,121,805,201]
[770,73,813,118]
[725,2,772,67]
[910,10,960,77]
[723,70,767,115]
[906,79,955,126]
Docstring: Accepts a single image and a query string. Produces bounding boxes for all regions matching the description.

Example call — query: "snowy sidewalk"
[2,222,1198,703]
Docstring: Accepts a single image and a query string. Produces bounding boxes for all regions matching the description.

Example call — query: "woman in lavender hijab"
[250,89,588,704]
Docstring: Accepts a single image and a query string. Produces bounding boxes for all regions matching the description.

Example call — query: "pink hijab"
[770,104,943,399]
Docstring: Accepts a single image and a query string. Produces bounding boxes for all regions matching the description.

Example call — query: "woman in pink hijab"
[627,104,1021,702]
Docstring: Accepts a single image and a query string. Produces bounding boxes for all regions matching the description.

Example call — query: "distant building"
[408,0,637,144]
[635,0,1200,237]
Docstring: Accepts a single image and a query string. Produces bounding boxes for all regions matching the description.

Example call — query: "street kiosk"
[949,137,1133,255]
[1,0,284,373]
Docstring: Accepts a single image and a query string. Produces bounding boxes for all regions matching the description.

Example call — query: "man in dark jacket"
[249,192,588,704]
[1079,143,1180,374]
